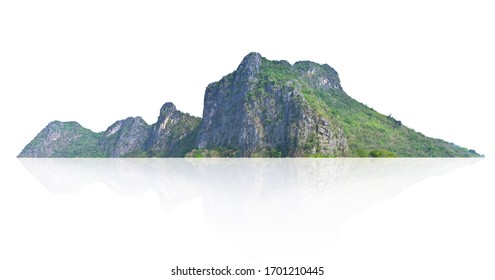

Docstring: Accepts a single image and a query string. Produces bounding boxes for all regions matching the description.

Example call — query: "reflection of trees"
[19,158,477,234]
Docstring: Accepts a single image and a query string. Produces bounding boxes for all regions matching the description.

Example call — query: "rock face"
[100,117,150,157]
[194,52,480,157]
[146,102,201,157]
[18,52,483,158]
[18,103,200,158]
[18,121,102,157]
[197,52,348,157]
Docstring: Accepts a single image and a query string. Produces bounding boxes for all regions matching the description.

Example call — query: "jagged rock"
[18,53,482,158]
[18,121,102,157]
[197,52,348,157]
[194,52,480,157]
[100,117,150,157]
[146,102,201,157]
[19,103,201,158]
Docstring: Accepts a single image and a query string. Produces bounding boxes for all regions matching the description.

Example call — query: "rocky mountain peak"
[160,102,177,116]
[146,102,201,157]
[293,61,342,90]
[18,120,102,157]
[100,117,150,157]
[18,52,482,158]
[236,52,262,78]
[197,52,348,157]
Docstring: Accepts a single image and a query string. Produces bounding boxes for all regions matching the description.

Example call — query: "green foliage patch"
[257,58,480,157]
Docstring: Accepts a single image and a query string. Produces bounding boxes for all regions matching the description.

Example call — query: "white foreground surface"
[0,158,493,279]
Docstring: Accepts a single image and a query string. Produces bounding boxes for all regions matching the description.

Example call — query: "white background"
[1,158,494,280]
[1,1,495,280]
[1,0,494,157]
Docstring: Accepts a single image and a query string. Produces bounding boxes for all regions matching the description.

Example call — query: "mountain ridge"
[18,52,482,158]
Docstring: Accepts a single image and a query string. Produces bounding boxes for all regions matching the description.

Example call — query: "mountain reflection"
[19,158,478,237]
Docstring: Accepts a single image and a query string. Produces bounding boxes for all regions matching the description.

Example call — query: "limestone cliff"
[146,102,201,157]
[100,117,150,157]
[193,53,480,157]
[18,121,102,157]
[18,53,482,158]
[196,53,347,157]
[18,103,200,158]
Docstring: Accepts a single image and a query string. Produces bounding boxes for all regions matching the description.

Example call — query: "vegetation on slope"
[19,54,482,158]
[258,58,480,157]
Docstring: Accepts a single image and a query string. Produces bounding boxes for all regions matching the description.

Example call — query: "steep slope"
[195,52,480,157]
[18,103,201,158]
[146,102,202,157]
[18,53,482,158]
[100,117,150,157]
[18,121,103,157]
[196,53,348,157]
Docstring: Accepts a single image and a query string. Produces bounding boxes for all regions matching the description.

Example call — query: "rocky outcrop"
[196,52,348,157]
[146,102,201,157]
[18,52,483,158]
[18,103,201,158]
[100,117,150,157]
[18,121,102,157]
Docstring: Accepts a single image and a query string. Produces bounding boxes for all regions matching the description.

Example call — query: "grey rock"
[293,61,343,91]
[197,53,348,156]
[100,117,150,157]
[18,52,482,158]
[19,103,201,158]
[146,102,202,157]
[18,121,102,157]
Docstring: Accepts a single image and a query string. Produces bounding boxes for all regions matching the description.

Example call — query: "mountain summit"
[19,103,200,158]
[18,53,481,158]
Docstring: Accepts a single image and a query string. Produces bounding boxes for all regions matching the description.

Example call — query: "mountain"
[18,103,200,158]
[18,121,103,157]
[145,102,201,157]
[196,52,347,157]
[100,117,150,157]
[18,53,481,158]
[193,52,480,157]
